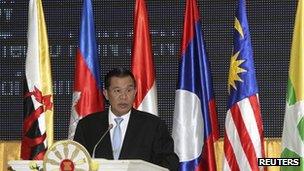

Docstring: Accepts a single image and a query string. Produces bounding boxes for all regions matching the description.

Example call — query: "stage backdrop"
[0,0,297,140]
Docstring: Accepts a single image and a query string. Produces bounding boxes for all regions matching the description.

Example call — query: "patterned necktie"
[112,117,123,160]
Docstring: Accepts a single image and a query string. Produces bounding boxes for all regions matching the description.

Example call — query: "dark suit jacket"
[74,108,179,171]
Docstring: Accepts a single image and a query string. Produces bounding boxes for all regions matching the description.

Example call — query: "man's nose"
[119,91,128,99]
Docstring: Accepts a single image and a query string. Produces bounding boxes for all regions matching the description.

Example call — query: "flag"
[223,0,265,170]
[281,0,304,170]
[131,0,158,115]
[21,0,53,160]
[172,0,219,170]
[68,0,104,139]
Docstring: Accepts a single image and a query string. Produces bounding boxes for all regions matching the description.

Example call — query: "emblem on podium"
[43,140,91,171]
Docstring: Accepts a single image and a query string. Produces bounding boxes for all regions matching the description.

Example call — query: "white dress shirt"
[108,107,131,152]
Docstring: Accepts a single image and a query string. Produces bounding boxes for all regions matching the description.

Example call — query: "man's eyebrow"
[110,86,120,89]
[110,85,134,89]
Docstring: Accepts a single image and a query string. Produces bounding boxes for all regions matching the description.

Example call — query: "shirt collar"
[108,106,131,123]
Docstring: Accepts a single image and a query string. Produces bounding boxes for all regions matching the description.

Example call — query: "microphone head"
[108,124,114,130]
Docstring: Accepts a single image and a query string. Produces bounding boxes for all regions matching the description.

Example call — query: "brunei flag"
[68,0,105,139]
[172,0,219,170]
[281,0,304,170]
[131,0,158,115]
[21,0,53,160]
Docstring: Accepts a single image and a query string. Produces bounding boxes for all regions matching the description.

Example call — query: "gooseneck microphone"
[92,124,113,158]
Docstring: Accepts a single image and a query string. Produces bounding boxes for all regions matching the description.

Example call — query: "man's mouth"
[118,103,129,108]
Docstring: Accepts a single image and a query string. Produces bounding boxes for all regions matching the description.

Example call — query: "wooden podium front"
[8,159,169,171]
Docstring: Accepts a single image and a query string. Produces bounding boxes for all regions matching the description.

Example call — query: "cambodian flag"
[68,0,105,139]
[172,0,219,170]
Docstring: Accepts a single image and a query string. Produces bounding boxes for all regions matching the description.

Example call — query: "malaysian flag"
[223,0,265,170]
[172,0,219,170]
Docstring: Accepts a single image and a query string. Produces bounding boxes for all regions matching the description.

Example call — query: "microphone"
[92,124,113,158]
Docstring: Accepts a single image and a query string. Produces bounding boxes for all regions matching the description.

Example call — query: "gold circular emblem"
[43,140,91,171]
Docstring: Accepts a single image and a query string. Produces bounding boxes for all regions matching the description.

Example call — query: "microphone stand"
[92,124,113,158]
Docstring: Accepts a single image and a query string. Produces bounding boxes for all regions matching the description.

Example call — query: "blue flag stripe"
[178,21,214,138]
[179,157,201,171]
[79,0,101,88]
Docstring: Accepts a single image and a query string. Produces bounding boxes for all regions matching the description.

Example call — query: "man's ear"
[103,89,109,100]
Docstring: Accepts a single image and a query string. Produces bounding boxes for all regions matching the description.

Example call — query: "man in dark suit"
[74,67,179,171]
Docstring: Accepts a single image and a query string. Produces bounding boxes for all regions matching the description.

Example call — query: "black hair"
[104,67,136,89]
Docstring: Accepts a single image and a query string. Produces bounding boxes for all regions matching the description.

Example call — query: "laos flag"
[68,0,105,139]
[172,0,219,170]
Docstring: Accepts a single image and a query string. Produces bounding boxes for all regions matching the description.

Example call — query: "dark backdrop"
[0,0,297,139]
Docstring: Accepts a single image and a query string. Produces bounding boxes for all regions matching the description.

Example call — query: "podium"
[8,140,168,171]
[8,159,169,171]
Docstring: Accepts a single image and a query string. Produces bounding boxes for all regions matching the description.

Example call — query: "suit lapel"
[119,109,139,159]
[95,111,114,159]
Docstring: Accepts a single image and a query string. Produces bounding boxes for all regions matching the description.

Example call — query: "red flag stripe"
[21,133,46,160]
[230,103,259,171]
[208,99,219,141]
[23,106,44,134]
[225,110,251,170]
[223,131,240,171]
[33,149,47,160]
[197,135,217,171]
[181,0,200,55]
[22,133,46,147]
[248,95,266,158]
[238,97,264,160]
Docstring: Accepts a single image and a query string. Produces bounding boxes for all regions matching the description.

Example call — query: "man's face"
[103,76,137,116]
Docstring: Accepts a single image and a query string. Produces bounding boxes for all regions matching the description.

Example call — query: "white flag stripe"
[222,157,231,171]
[38,113,47,147]
[137,81,158,115]
[26,0,40,91]
[38,113,46,134]
[282,101,304,156]
[27,0,46,139]
[237,97,263,158]
[172,90,204,162]
[225,110,252,171]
